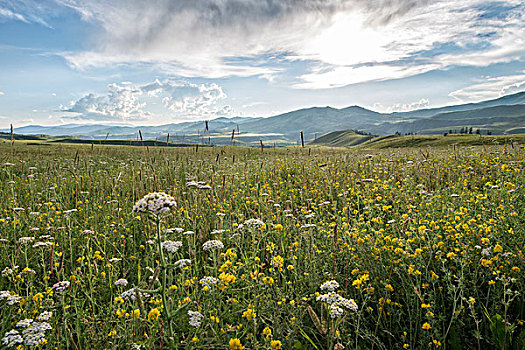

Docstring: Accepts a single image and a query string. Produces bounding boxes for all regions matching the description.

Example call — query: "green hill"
[309,130,375,147]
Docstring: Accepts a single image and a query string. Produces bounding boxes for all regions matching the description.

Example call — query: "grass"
[0,142,523,349]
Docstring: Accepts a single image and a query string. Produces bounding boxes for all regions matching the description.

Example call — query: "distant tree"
[469,127,473,134]
[487,130,492,135]
[449,129,453,135]
[460,127,465,134]
[476,129,481,135]
[443,132,448,136]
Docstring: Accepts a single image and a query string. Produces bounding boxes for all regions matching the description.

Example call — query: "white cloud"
[61,79,232,121]
[0,8,28,22]
[449,72,525,102]
[13,0,525,87]
[0,91,4,96]
[382,98,430,113]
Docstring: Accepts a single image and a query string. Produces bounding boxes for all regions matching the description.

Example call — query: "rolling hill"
[4,91,525,145]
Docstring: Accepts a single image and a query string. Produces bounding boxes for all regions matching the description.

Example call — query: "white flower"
[132,192,177,215]
[202,240,224,251]
[121,288,150,301]
[161,240,183,253]
[329,304,344,318]
[243,219,264,227]
[188,310,204,328]
[114,279,129,287]
[0,291,12,299]
[210,229,225,235]
[320,280,340,292]
[18,237,35,244]
[200,276,218,288]
[37,312,52,321]
[174,259,191,268]
[300,224,316,229]
[32,242,53,248]
[183,230,195,235]
[7,295,22,305]
[2,330,23,347]
[16,319,33,328]
[52,281,70,292]
[186,181,198,188]
[80,229,94,235]
[166,228,184,234]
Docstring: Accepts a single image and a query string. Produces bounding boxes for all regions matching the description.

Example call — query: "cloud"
[61,79,232,121]
[0,7,28,22]
[9,0,525,87]
[57,0,429,78]
[449,72,525,102]
[0,91,4,96]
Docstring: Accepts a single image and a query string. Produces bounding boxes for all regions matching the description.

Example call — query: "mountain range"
[4,91,525,145]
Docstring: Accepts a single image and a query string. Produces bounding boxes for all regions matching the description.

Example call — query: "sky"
[0,0,524,127]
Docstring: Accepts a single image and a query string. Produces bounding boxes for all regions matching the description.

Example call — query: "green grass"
[0,142,523,349]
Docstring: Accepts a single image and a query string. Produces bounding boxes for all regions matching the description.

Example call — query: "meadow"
[0,142,523,349]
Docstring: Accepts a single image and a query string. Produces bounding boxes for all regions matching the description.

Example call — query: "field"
[0,142,523,349]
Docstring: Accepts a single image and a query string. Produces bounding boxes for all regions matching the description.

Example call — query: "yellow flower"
[242,308,256,321]
[148,308,161,321]
[421,303,431,309]
[229,338,244,350]
[422,322,432,330]
[274,224,283,231]
[263,327,272,336]
[385,284,394,292]
[493,244,503,253]
[108,329,116,337]
[191,336,199,343]
[270,340,282,349]
[133,309,140,319]
[512,266,520,273]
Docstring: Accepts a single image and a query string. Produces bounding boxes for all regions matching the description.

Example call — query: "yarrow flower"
[316,281,358,319]
[200,276,218,288]
[320,280,340,292]
[2,330,23,348]
[132,192,177,215]
[161,240,183,253]
[52,281,70,292]
[188,310,204,328]
[174,259,192,268]
[203,240,224,251]
[114,279,129,287]
[121,288,150,301]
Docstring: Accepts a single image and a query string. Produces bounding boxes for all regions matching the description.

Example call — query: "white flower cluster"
[174,259,192,268]
[132,192,177,215]
[121,288,150,301]
[188,310,204,328]
[52,281,70,292]
[2,311,53,348]
[320,280,340,292]
[186,181,212,189]
[1,291,23,305]
[200,276,218,288]
[316,282,358,318]
[237,219,264,231]
[114,279,129,287]
[202,240,224,251]
[161,240,183,253]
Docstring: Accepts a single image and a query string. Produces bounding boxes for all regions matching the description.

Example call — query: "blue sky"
[0,0,524,127]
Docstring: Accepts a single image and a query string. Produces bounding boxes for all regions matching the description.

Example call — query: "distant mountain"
[389,91,525,119]
[5,91,525,144]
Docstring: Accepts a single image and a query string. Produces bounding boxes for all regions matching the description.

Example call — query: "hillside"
[308,130,375,147]
[4,91,525,143]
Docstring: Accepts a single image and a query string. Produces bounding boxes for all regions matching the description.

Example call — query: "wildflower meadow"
[0,142,523,349]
